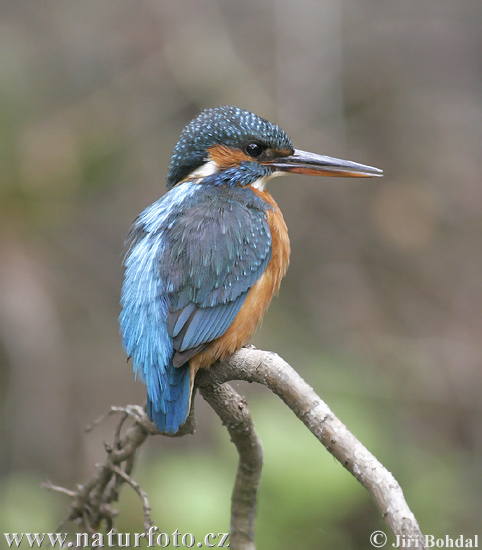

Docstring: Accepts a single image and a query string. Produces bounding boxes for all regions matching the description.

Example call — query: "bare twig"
[110,465,152,531]
[41,480,76,498]
[44,406,156,530]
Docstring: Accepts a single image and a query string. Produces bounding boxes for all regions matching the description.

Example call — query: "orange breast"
[189,187,290,372]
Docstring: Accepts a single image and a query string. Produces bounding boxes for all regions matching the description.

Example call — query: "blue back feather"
[120,180,272,433]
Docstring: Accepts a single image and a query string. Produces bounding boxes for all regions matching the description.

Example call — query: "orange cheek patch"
[208,144,253,169]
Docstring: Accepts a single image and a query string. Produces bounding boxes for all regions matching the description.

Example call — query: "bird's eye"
[244,141,265,158]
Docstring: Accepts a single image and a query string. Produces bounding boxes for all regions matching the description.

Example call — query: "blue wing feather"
[167,303,196,338]
[120,181,272,433]
[171,291,248,351]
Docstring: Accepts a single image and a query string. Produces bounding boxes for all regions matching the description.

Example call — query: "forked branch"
[44,346,425,550]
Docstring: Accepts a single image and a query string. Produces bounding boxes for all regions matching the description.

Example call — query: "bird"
[119,106,382,434]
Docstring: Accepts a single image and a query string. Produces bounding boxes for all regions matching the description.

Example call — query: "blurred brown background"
[0,1,480,548]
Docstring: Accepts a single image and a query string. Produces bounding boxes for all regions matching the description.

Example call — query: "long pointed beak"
[264,149,383,178]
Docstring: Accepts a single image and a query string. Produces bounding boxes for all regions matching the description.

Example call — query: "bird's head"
[166,105,382,189]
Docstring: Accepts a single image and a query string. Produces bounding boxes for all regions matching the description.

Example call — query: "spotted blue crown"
[166,106,293,188]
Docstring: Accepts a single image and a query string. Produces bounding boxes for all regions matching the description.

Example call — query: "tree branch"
[45,346,425,549]
[198,380,263,550]
[197,346,425,548]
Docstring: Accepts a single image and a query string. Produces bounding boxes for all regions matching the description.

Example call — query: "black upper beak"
[263,149,383,178]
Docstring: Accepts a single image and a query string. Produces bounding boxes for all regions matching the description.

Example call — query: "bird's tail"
[147,362,192,434]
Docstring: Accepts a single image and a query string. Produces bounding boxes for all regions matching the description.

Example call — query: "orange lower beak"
[263,149,383,178]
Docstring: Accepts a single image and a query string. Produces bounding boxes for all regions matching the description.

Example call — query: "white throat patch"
[185,159,218,181]
[250,171,285,191]
[250,177,268,191]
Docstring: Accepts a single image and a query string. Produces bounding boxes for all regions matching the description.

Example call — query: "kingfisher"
[119,106,382,434]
